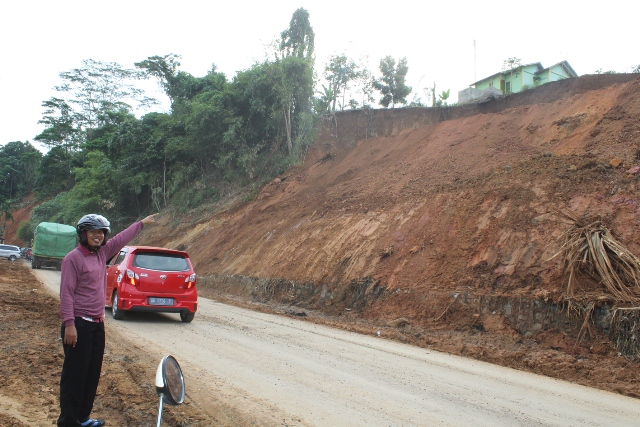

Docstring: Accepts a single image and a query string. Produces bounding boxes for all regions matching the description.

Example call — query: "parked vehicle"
[32,222,77,270]
[20,247,32,261]
[105,246,198,322]
[0,244,22,261]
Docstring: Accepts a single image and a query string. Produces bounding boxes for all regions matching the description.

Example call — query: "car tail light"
[126,269,140,286]
[185,273,196,289]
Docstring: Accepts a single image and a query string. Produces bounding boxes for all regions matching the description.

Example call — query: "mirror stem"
[156,395,164,427]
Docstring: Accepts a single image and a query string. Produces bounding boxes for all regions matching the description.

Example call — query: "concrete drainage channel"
[198,274,637,356]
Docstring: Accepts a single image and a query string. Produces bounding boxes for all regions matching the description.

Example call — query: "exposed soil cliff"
[134,74,640,394]
[142,74,640,307]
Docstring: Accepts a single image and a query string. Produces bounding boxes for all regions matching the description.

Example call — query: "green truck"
[32,222,77,270]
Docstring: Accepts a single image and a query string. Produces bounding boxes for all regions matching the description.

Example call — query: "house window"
[500,79,505,92]
[489,82,493,88]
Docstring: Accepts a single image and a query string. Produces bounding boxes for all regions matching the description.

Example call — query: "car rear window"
[132,252,190,272]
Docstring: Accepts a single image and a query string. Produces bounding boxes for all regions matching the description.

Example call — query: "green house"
[472,60,578,94]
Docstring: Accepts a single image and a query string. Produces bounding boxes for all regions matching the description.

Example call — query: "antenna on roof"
[473,38,477,83]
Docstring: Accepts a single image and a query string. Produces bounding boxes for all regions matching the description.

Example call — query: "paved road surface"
[34,268,640,426]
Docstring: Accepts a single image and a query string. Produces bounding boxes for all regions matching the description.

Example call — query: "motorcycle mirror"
[155,355,185,426]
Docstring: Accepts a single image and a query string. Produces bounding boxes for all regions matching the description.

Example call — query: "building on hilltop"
[458,60,578,105]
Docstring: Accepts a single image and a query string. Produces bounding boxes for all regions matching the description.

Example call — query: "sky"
[1,0,637,149]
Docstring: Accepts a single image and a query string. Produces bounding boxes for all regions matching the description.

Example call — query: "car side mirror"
[155,355,185,426]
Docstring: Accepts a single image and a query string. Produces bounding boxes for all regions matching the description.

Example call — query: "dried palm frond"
[548,211,640,303]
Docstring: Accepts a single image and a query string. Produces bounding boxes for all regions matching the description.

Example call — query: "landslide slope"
[141,74,640,323]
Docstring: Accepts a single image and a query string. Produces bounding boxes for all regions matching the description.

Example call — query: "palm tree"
[438,89,451,106]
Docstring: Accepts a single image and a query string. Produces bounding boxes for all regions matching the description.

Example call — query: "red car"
[105,246,197,322]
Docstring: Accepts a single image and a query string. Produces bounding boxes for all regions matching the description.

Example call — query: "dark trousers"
[57,318,105,427]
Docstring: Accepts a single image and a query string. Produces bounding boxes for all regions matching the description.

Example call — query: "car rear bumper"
[116,287,198,314]
[126,304,198,314]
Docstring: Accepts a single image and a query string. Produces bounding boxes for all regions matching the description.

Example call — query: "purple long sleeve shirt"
[59,221,144,326]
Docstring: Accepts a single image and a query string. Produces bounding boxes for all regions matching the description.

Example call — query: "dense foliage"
[0,141,42,202]
[1,8,422,237]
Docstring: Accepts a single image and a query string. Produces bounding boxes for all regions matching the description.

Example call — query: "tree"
[279,8,315,60]
[315,85,334,113]
[323,55,360,111]
[104,114,165,216]
[502,57,521,71]
[272,9,316,155]
[55,59,156,129]
[135,54,182,105]
[35,97,81,152]
[373,56,412,108]
[438,89,451,106]
[231,56,313,157]
[0,199,13,238]
[34,146,75,197]
[36,59,158,154]
[280,56,314,155]
[0,141,42,200]
[138,57,225,105]
[67,151,117,216]
[17,220,34,244]
[355,65,375,109]
[502,57,521,94]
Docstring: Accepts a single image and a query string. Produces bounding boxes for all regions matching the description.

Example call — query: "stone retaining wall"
[199,274,614,338]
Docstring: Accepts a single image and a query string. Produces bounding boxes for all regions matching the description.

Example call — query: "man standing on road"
[57,213,158,427]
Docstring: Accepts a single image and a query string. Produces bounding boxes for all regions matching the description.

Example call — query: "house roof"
[470,60,577,86]
[536,60,578,78]
[470,62,542,86]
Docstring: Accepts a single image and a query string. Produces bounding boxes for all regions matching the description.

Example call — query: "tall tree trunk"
[163,156,167,207]
[432,82,436,107]
[283,104,293,156]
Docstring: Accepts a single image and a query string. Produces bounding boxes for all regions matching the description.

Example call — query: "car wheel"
[31,261,36,269]
[112,291,125,320]
[9,255,16,261]
[180,311,195,323]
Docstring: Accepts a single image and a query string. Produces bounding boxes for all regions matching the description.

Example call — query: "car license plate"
[148,297,174,306]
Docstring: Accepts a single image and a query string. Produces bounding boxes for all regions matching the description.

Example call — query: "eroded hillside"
[141,74,640,309]
[133,75,640,396]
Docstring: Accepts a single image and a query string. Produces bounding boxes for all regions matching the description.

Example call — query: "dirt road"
[30,268,640,427]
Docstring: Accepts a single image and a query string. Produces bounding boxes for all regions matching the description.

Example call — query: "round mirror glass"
[156,355,185,405]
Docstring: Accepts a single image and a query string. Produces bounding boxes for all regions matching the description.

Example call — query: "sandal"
[80,419,105,427]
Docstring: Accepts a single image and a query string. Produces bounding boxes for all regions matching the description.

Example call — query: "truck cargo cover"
[33,222,77,258]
